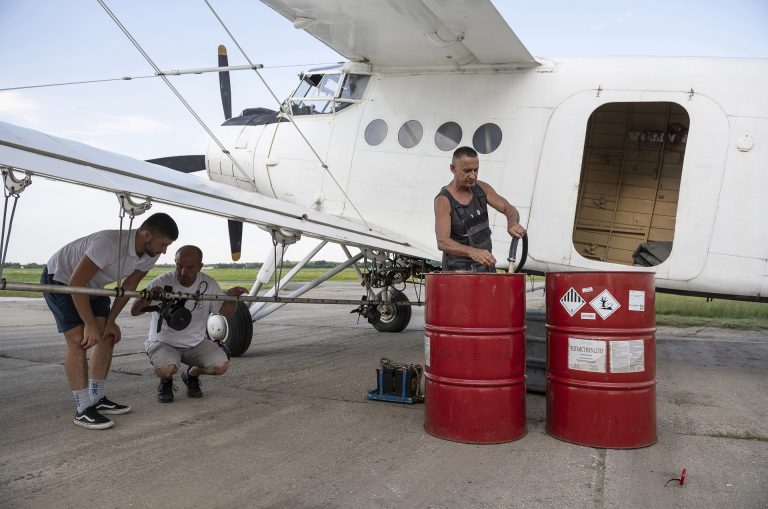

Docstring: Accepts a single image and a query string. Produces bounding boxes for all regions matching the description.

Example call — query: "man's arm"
[131,286,163,316]
[434,195,496,267]
[218,286,249,317]
[103,270,148,343]
[69,255,104,348]
[478,181,525,239]
[131,295,152,316]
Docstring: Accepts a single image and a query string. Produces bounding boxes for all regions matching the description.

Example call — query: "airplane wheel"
[224,301,254,357]
[372,288,412,332]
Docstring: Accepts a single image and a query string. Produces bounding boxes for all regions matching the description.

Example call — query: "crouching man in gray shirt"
[132,245,247,403]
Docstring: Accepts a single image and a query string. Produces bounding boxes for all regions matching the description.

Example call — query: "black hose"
[507,233,528,273]
[516,233,528,273]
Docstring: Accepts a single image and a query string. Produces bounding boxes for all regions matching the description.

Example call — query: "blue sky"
[1,0,766,264]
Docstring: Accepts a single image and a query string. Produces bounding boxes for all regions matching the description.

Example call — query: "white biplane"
[1,0,767,355]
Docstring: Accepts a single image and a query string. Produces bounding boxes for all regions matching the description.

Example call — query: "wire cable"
[96,0,259,193]
[0,63,340,93]
[202,0,372,230]
[1,75,155,92]
[0,193,19,278]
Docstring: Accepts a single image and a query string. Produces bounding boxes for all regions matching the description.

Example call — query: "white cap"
[206,314,229,342]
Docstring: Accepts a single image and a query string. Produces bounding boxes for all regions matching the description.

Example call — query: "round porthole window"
[435,121,462,151]
[398,120,423,149]
[364,119,388,146]
[472,123,503,154]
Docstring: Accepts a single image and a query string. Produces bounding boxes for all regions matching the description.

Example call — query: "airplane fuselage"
[206,56,768,300]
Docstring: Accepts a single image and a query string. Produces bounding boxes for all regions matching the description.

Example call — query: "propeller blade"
[146,155,206,173]
[228,219,243,261]
[218,45,232,120]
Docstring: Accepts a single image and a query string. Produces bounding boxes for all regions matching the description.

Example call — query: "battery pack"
[366,360,424,404]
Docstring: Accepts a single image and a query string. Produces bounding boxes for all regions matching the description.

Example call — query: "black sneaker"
[74,406,114,430]
[93,396,132,415]
[157,377,176,403]
[182,368,203,398]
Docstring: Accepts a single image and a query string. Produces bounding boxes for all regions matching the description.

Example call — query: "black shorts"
[41,267,110,333]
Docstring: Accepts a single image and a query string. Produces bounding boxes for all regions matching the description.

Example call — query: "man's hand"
[225,286,248,297]
[81,322,103,349]
[147,286,166,301]
[219,286,249,317]
[103,322,122,345]
[469,248,497,267]
[132,286,166,316]
[508,223,526,239]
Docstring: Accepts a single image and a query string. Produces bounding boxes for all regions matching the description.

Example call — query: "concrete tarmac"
[0,283,766,508]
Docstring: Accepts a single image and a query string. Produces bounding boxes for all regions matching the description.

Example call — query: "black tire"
[371,288,412,333]
[224,301,254,357]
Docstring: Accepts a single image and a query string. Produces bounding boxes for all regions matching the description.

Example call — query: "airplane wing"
[260,0,538,71]
[0,120,437,260]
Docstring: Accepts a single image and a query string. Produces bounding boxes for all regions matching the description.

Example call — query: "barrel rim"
[424,325,527,334]
[545,270,655,275]
[544,430,657,449]
[425,373,527,387]
[545,325,657,335]
[424,426,529,445]
[547,374,656,389]
[426,272,526,277]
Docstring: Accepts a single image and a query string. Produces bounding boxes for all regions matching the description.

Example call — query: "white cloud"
[0,91,44,126]
[55,113,172,153]
[93,115,169,135]
[61,114,168,138]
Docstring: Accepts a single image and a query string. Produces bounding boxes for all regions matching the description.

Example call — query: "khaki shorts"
[146,339,228,369]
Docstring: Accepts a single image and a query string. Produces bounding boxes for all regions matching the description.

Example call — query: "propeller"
[219,44,244,261]
[146,155,205,173]
[218,45,232,121]
[228,218,243,262]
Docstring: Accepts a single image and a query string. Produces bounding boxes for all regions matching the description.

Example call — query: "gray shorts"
[146,340,228,369]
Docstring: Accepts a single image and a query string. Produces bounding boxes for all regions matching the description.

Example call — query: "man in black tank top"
[434,146,526,272]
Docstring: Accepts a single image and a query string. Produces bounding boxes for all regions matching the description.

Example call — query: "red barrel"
[424,273,527,443]
[545,271,656,448]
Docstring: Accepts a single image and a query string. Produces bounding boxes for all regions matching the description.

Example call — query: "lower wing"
[0,120,436,260]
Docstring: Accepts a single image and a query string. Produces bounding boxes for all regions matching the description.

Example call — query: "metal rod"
[342,245,364,280]
[252,252,366,320]
[0,280,419,306]
[156,64,262,76]
[249,240,326,316]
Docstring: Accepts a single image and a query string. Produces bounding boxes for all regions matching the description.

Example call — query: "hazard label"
[560,287,585,316]
[590,290,621,319]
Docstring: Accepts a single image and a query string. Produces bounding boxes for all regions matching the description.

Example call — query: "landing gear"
[351,251,430,333]
[371,288,412,332]
[224,301,253,357]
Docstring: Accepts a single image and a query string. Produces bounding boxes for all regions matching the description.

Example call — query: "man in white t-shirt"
[131,245,248,403]
[41,213,179,430]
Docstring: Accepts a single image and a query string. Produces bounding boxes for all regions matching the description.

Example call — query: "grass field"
[0,266,360,298]
[2,267,767,329]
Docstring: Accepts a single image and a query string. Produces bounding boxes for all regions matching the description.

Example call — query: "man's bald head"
[174,245,204,286]
[176,245,203,262]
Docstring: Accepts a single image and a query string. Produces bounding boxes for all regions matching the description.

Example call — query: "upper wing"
[261,0,538,71]
[0,120,436,260]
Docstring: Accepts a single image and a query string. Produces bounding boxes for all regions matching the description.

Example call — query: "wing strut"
[0,167,32,279]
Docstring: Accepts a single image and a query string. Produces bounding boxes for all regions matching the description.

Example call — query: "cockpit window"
[292,77,314,100]
[288,72,370,116]
[311,74,341,98]
[340,74,370,100]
